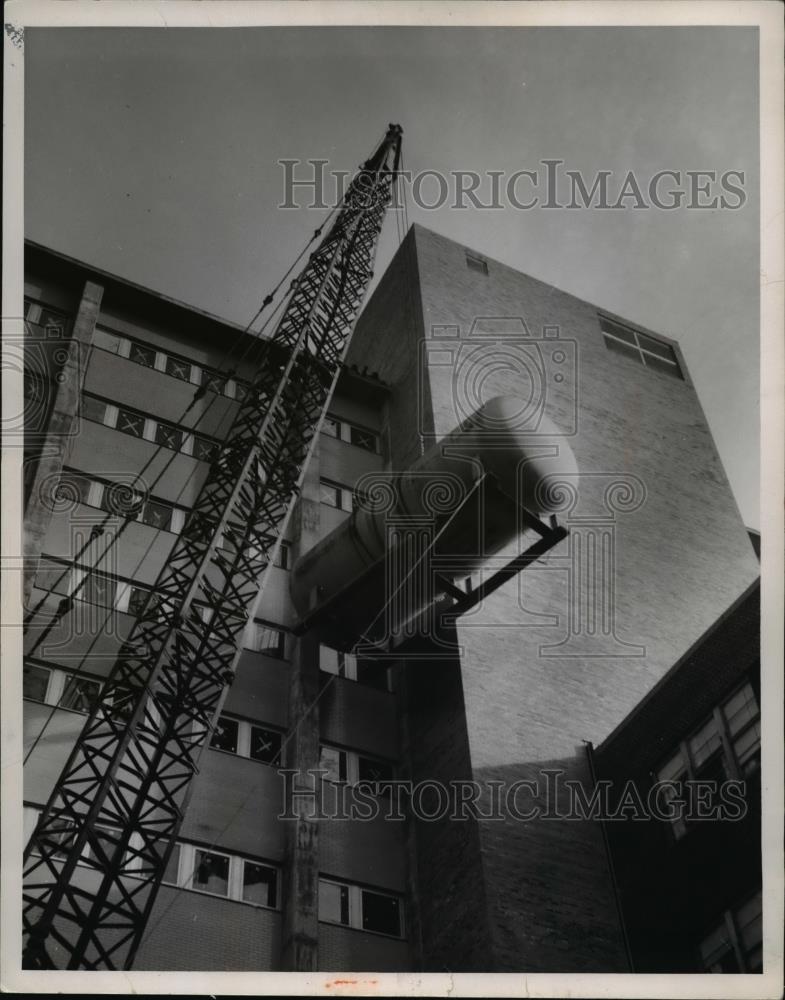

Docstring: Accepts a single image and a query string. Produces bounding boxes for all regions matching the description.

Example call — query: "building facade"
[21,225,760,971]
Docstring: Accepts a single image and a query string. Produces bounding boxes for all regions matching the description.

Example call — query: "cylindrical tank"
[290,395,578,626]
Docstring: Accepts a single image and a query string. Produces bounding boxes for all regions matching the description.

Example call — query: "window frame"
[654,680,760,841]
[599,315,684,380]
[317,876,404,939]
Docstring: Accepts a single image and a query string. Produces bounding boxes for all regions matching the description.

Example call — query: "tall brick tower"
[345,224,759,972]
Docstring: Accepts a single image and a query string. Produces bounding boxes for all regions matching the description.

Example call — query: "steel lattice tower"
[22,124,403,970]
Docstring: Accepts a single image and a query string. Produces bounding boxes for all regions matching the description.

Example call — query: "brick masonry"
[348,224,760,972]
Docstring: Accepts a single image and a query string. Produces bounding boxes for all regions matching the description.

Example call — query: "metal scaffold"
[22,124,403,970]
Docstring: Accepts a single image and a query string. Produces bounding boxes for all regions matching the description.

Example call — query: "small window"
[59,675,101,713]
[247,622,286,658]
[54,471,94,508]
[127,585,152,618]
[243,861,277,908]
[116,408,146,439]
[23,663,51,702]
[319,879,350,925]
[349,426,378,453]
[320,745,347,783]
[92,327,125,355]
[162,843,181,886]
[128,342,156,368]
[80,570,118,608]
[81,396,108,424]
[141,499,173,532]
[165,355,192,382]
[249,725,282,766]
[466,253,488,275]
[273,542,290,570]
[322,416,341,438]
[154,422,183,452]
[193,436,218,463]
[101,482,143,518]
[193,849,230,897]
[699,891,762,973]
[211,716,239,754]
[600,316,683,380]
[319,481,341,508]
[362,889,402,937]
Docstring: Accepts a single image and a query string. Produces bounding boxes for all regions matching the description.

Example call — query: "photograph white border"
[2,2,782,996]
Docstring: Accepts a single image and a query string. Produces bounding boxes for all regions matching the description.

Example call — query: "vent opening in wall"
[465,253,488,275]
[600,315,684,380]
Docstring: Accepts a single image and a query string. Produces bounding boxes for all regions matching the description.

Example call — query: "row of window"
[34,555,289,656]
[53,470,292,573]
[91,326,252,402]
[600,315,684,380]
[699,890,762,973]
[209,713,396,792]
[319,644,391,692]
[56,468,190,534]
[24,298,72,335]
[24,806,405,936]
[81,392,221,463]
[322,414,380,454]
[656,680,760,840]
[24,662,101,715]
[319,478,356,513]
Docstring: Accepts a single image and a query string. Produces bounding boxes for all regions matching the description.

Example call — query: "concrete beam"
[23,279,103,607]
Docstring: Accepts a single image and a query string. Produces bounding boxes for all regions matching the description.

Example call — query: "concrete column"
[23,279,103,607]
[280,630,322,971]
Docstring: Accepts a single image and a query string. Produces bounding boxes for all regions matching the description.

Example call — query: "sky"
[23,25,760,528]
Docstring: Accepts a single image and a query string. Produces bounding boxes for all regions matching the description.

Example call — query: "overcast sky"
[24,26,759,529]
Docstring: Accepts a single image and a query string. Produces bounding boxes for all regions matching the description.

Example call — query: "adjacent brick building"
[21,225,760,971]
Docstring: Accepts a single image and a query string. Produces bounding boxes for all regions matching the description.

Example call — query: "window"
[161,841,278,908]
[116,408,146,438]
[165,355,193,382]
[23,662,52,702]
[193,435,219,463]
[23,661,102,716]
[319,479,354,513]
[274,542,290,571]
[154,422,183,452]
[320,414,380,454]
[466,253,488,275]
[319,644,390,691]
[318,878,404,938]
[655,680,760,840]
[243,862,277,907]
[699,891,762,973]
[600,316,683,380]
[192,849,230,897]
[128,342,156,368]
[319,742,394,793]
[249,725,282,766]
[320,745,347,784]
[81,393,221,461]
[319,879,350,925]
[362,889,402,937]
[62,469,186,533]
[78,568,118,608]
[59,675,101,713]
[209,714,286,769]
[162,843,182,886]
[81,395,109,424]
[245,621,286,658]
[92,327,125,355]
[211,716,239,754]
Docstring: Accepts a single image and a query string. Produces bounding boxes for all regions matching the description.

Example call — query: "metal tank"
[290,395,578,641]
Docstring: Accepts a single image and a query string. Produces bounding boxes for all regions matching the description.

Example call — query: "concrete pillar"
[23,279,103,607]
[280,631,322,971]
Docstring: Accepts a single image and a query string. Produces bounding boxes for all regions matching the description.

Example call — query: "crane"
[22,123,403,970]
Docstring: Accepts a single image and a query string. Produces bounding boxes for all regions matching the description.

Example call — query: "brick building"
[21,224,760,971]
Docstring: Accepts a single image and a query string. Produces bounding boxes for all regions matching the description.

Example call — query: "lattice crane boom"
[23,124,403,970]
